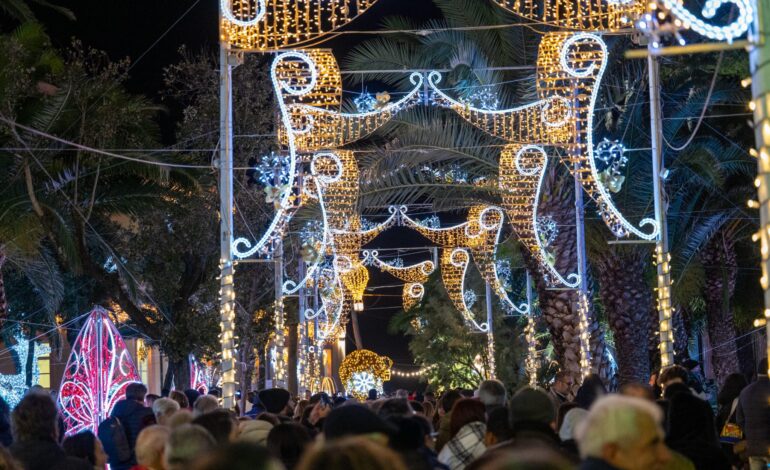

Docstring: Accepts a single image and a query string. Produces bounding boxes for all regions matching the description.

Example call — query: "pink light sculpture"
[58,307,140,436]
[189,355,209,395]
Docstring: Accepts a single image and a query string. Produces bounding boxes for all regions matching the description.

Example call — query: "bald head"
[136,425,171,470]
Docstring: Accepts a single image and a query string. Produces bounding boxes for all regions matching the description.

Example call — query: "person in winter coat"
[106,383,155,470]
[666,392,730,470]
[9,394,91,470]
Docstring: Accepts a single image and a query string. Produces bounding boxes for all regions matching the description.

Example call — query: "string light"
[59,307,140,436]
[492,0,751,42]
[338,349,393,400]
[492,0,641,31]
[524,315,539,386]
[390,365,433,378]
[576,292,593,378]
[654,245,674,367]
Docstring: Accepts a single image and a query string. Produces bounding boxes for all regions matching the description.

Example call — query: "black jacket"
[10,439,91,470]
[108,399,155,469]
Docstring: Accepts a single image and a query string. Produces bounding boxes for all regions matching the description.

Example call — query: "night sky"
[36,0,444,390]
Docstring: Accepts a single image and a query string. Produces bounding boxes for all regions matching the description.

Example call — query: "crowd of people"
[0,357,766,470]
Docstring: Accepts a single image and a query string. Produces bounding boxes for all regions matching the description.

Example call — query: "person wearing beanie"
[258,388,293,417]
[508,387,561,447]
[323,404,394,442]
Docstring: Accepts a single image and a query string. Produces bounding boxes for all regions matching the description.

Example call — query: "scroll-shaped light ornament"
[402,206,530,316]
[431,32,657,287]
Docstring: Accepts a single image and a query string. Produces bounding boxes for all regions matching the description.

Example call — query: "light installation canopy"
[59,307,140,436]
[0,334,51,409]
[233,32,665,336]
[221,0,380,50]
[338,349,392,400]
[492,0,752,42]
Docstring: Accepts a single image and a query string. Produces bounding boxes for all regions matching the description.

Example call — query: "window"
[36,344,50,389]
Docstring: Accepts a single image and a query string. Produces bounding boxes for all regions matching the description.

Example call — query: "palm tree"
[0,0,73,24]
[590,41,754,384]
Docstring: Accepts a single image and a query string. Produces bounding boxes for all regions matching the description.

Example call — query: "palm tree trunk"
[350,310,363,350]
[702,229,739,387]
[595,248,652,385]
[672,306,690,363]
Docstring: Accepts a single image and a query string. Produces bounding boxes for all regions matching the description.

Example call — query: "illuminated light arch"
[401,206,531,317]
[431,33,658,261]
[362,250,435,312]
[491,0,752,42]
[222,0,381,51]
[338,349,392,400]
[58,307,140,436]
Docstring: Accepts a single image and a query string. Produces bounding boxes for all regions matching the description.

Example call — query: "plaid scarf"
[438,421,487,470]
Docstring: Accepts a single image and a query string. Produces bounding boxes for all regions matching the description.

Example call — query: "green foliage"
[390,266,528,393]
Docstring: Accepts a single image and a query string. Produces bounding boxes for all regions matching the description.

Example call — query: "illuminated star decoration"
[58,307,140,436]
[0,334,51,408]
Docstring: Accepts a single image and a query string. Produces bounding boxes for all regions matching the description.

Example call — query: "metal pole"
[273,239,286,388]
[218,37,237,408]
[485,282,496,379]
[574,156,593,379]
[648,54,675,368]
[750,0,770,375]
[297,255,307,394]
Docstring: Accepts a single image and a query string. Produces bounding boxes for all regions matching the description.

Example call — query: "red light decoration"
[58,307,140,436]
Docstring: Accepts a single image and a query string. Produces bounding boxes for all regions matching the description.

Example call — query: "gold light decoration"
[221,0,380,51]
[430,32,658,287]
[524,315,538,386]
[363,250,435,312]
[402,206,529,327]
[339,262,369,312]
[576,292,593,377]
[338,349,393,401]
[275,51,423,153]
[493,0,641,31]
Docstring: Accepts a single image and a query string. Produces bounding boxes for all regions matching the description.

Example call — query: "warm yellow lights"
[654,245,674,367]
[493,0,644,31]
[221,0,380,51]
[338,349,393,400]
[340,262,369,312]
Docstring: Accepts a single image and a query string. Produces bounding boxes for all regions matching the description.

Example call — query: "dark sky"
[37,0,443,389]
